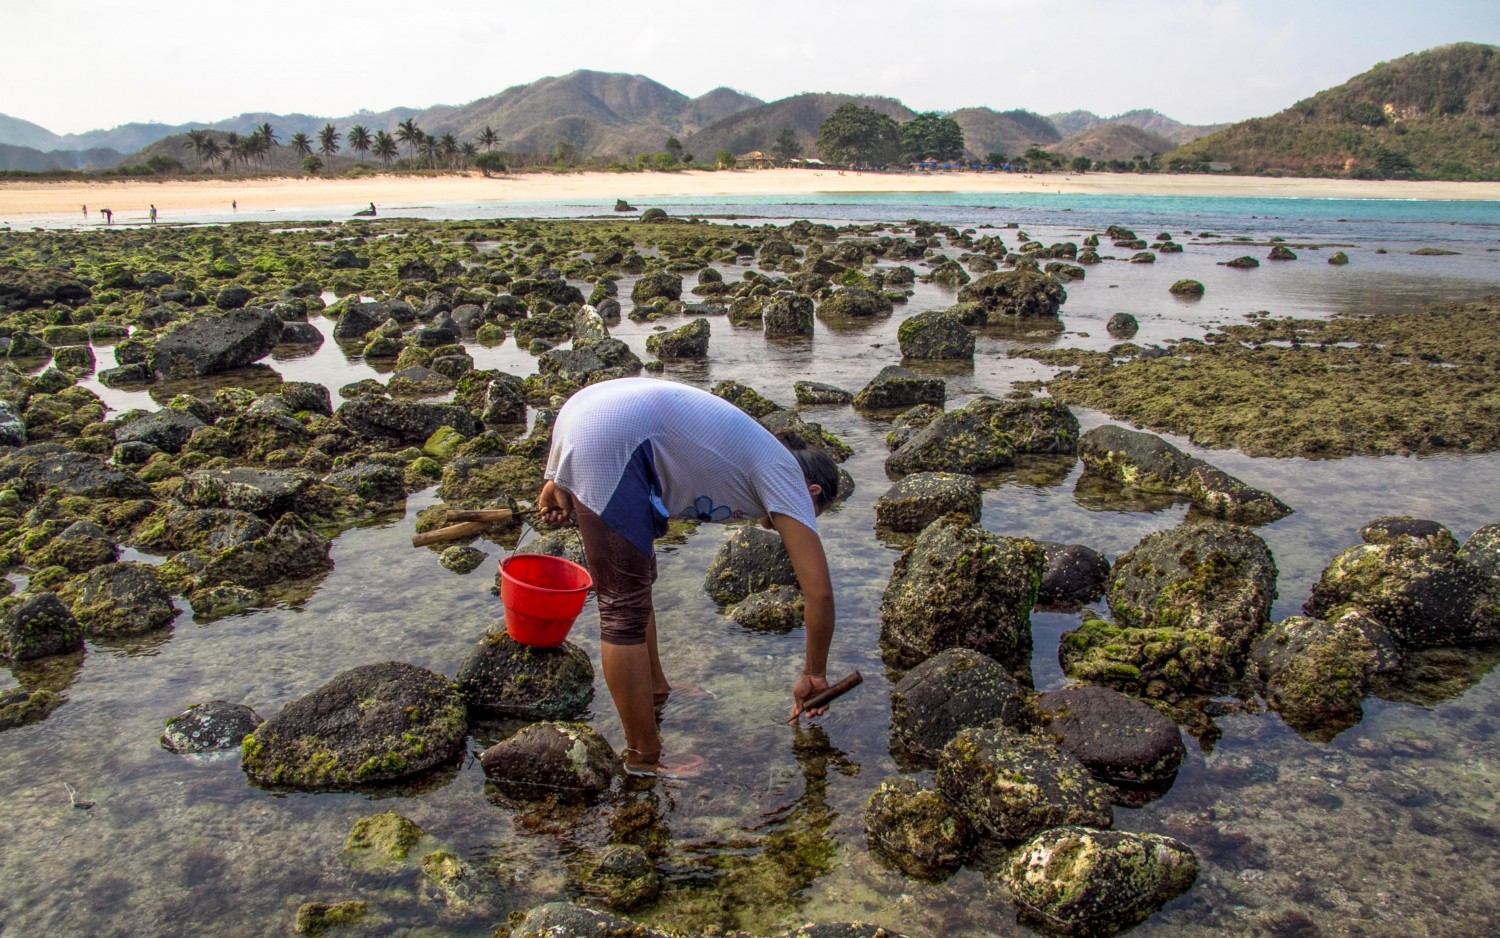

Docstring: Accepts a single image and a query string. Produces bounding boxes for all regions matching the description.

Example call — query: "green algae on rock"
[478,720,616,802]
[1002,826,1198,938]
[294,900,369,937]
[936,721,1113,843]
[864,776,974,879]
[1031,300,1500,457]
[1078,424,1292,523]
[455,631,595,721]
[886,396,1078,477]
[1251,610,1401,741]
[241,661,467,789]
[880,515,1046,672]
[874,471,982,534]
[343,811,428,870]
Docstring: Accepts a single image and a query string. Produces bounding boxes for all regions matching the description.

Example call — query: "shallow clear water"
[2,197,1498,937]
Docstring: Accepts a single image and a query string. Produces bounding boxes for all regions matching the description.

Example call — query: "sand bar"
[2,169,1498,221]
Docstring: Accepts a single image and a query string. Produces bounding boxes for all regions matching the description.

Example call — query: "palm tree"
[477,125,498,152]
[438,133,458,168]
[185,129,209,168]
[418,133,439,169]
[373,131,398,166]
[318,123,341,158]
[459,141,478,166]
[198,135,223,172]
[245,132,269,167]
[396,118,422,160]
[256,122,279,149]
[288,132,313,158]
[224,131,243,169]
[347,124,373,162]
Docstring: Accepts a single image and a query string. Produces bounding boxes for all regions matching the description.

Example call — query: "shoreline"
[3,169,1499,222]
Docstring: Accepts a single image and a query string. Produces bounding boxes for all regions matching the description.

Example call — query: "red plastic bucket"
[499,553,593,647]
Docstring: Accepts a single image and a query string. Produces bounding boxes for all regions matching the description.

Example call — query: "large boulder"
[479,721,616,801]
[336,397,481,446]
[645,318,710,359]
[456,632,595,720]
[1003,827,1198,937]
[241,661,467,788]
[1037,686,1186,790]
[890,647,1033,762]
[957,269,1066,321]
[1079,425,1292,524]
[28,520,118,573]
[703,526,798,605]
[897,309,975,360]
[880,515,1047,671]
[874,472,982,533]
[178,467,315,516]
[853,365,946,411]
[6,446,152,499]
[0,591,82,661]
[630,271,682,304]
[1250,610,1400,741]
[149,307,283,378]
[1060,521,1277,695]
[887,397,1078,476]
[936,722,1113,843]
[864,777,974,879]
[62,562,177,637]
[1304,529,1500,647]
[196,513,333,590]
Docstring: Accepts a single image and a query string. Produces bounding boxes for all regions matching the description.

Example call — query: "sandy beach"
[2,169,1497,222]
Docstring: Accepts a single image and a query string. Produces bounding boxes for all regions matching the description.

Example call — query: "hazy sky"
[8,0,1499,134]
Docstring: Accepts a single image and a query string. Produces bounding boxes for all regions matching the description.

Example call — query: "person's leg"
[575,501,702,777]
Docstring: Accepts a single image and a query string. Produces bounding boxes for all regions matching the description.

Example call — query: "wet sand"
[1,168,1497,222]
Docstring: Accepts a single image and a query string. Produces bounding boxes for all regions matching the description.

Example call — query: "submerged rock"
[1003,826,1198,937]
[161,700,263,753]
[1304,531,1499,647]
[509,902,913,938]
[242,661,467,789]
[456,631,595,720]
[1037,686,1185,789]
[1078,424,1292,523]
[727,584,804,632]
[0,687,65,731]
[585,844,662,911]
[936,722,1113,843]
[704,526,798,605]
[865,776,974,879]
[880,515,1046,671]
[1251,610,1400,741]
[294,900,368,937]
[479,721,615,801]
[645,317,710,359]
[344,811,427,870]
[890,647,1033,762]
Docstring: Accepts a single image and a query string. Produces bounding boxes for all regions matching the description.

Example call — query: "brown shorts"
[575,500,656,646]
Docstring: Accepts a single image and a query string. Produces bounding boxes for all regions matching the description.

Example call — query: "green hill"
[950,107,1060,160]
[1168,43,1500,180]
[681,93,914,161]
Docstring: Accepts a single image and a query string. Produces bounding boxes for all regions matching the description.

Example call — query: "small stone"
[161,700,263,753]
[439,545,486,573]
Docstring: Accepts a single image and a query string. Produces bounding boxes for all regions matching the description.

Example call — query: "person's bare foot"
[653,684,718,706]
[623,749,707,779]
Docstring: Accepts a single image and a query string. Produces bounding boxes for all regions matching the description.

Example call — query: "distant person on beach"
[102,208,112,225]
[81,205,87,219]
[149,205,157,223]
[232,200,237,212]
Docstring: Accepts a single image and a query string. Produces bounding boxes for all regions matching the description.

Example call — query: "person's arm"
[538,480,575,526]
[770,513,835,720]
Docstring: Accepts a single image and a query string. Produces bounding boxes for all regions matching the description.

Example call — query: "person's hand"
[791,672,830,722]
[538,481,575,526]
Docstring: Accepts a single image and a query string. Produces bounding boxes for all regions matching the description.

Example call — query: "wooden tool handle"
[444,509,516,523]
[411,521,489,547]
[793,670,863,720]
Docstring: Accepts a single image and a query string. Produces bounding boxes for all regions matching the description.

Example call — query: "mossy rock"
[478,721,616,802]
[456,631,595,720]
[344,811,428,870]
[241,661,467,789]
[865,777,974,879]
[1250,610,1400,742]
[294,901,369,937]
[1168,279,1205,297]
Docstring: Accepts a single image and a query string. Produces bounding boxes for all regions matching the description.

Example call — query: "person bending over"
[538,377,840,778]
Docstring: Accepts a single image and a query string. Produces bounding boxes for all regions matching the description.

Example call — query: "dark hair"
[776,431,839,513]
